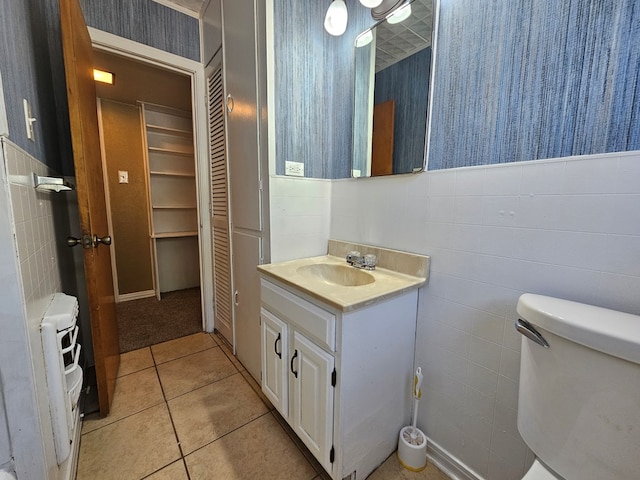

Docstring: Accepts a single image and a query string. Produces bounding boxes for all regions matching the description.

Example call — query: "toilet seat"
[522,460,561,480]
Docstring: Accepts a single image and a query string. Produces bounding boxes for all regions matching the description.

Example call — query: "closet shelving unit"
[141,103,200,299]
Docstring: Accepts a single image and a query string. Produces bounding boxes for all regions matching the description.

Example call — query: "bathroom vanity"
[257,241,429,480]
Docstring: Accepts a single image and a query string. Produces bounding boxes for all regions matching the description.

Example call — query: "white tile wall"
[0,138,67,478]
[269,175,332,262]
[329,150,640,480]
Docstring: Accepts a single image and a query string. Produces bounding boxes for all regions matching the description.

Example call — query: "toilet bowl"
[522,460,560,480]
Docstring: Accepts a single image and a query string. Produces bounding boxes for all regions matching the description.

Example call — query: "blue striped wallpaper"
[79,0,200,62]
[0,0,63,170]
[429,0,640,169]
[374,47,431,174]
[273,0,374,178]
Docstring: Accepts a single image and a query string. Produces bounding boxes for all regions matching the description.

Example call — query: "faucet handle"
[363,254,377,269]
[346,251,361,265]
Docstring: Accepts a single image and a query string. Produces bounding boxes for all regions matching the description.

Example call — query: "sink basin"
[296,264,375,287]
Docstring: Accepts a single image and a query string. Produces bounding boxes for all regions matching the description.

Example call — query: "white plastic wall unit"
[41,293,83,465]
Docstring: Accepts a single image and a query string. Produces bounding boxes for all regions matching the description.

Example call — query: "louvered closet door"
[208,66,233,344]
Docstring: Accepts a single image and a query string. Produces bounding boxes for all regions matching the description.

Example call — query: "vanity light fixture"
[370,0,404,20]
[93,68,115,85]
[359,0,383,7]
[324,0,348,36]
[355,29,374,47]
[386,2,412,24]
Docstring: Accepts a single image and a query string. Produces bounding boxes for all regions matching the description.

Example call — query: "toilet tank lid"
[517,294,640,365]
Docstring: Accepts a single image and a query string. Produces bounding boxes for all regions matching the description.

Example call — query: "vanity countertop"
[257,254,428,312]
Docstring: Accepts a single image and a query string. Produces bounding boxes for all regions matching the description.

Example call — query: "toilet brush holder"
[397,425,427,471]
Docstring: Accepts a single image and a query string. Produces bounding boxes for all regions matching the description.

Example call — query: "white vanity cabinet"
[260,276,419,480]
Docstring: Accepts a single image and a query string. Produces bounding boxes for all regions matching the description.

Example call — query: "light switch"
[23,99,36,140]
[118,171,129,183]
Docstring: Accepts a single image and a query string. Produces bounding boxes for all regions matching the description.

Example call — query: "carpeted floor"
[116,287,202,353]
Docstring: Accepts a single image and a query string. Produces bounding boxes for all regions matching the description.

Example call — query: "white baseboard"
[427,438,483,480]
[116,290,156,303]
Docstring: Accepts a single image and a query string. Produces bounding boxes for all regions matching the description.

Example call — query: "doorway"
[90,46,211,354]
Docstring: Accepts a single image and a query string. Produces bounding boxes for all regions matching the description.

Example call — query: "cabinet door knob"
[226,94,234,113]
[274,332,282,359]
[290,349,298,378]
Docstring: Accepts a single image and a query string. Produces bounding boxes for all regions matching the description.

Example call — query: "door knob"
[66,235,92,248]
[92,234,112,247]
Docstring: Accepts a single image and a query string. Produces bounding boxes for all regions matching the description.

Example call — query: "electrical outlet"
[285,161,304,177]
[118,170,129,183]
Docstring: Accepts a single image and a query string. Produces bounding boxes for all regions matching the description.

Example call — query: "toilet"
[515,294,640,480]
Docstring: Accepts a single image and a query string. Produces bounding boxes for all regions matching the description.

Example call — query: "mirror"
[352,0,435,177]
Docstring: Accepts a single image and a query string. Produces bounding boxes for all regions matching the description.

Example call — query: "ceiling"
[374,0,434,72]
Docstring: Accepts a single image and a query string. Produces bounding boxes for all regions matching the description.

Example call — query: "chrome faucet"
[346,251,377,271]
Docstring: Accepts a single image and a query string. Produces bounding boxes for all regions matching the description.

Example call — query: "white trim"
[88,27,215,333]
[116,290,157,303]
[150,0,200,18]
[426,438,483,480]
[423,0,440,172]
[0,69,9,137]
[96,99,121,301]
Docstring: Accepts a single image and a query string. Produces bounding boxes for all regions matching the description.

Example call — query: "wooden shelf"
[146,124,192,137]
[143,102,200,297]
[152,205,197,210]
[153,231,198,239]
[150,171,196,178]
[148,146,193,156]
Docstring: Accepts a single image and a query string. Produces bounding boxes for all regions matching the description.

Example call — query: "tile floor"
[77,332,449,480]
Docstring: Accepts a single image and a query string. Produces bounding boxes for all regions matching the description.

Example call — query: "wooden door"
[59,0,120,416]
[260,308,288,416]
[371,99,395,176]
[291,331,335,473]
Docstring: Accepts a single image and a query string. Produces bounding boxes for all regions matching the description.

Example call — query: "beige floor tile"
[144,460,189,479]
[239,368,274,410]
[209,332,221,345]
[270,412,324,474]
[168,373,269,454]
[77,403,180,480]
[185,414,316,480]
[367,453,450,480]
[157,346,237,399]
[82,367,164,434]
[217,339,242,368]
[151,332,216,364]
[118,347,154,377]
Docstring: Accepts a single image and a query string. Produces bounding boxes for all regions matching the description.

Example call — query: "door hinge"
[258,179,263,191]
[331,368,337,387]
[330,445,335,464]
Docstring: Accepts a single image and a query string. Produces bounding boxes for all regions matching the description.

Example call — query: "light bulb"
[355,29,374,47]
[324,0,348,36]
[387,3,411,24]
[359,0,383,7]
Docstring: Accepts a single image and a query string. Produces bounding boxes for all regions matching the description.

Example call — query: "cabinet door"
[221,0,262,232]
[290,331,335,472]
[233,231,262,380]
[260,308,288,416]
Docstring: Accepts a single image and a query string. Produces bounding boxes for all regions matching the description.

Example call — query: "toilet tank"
[516,294,640,480]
